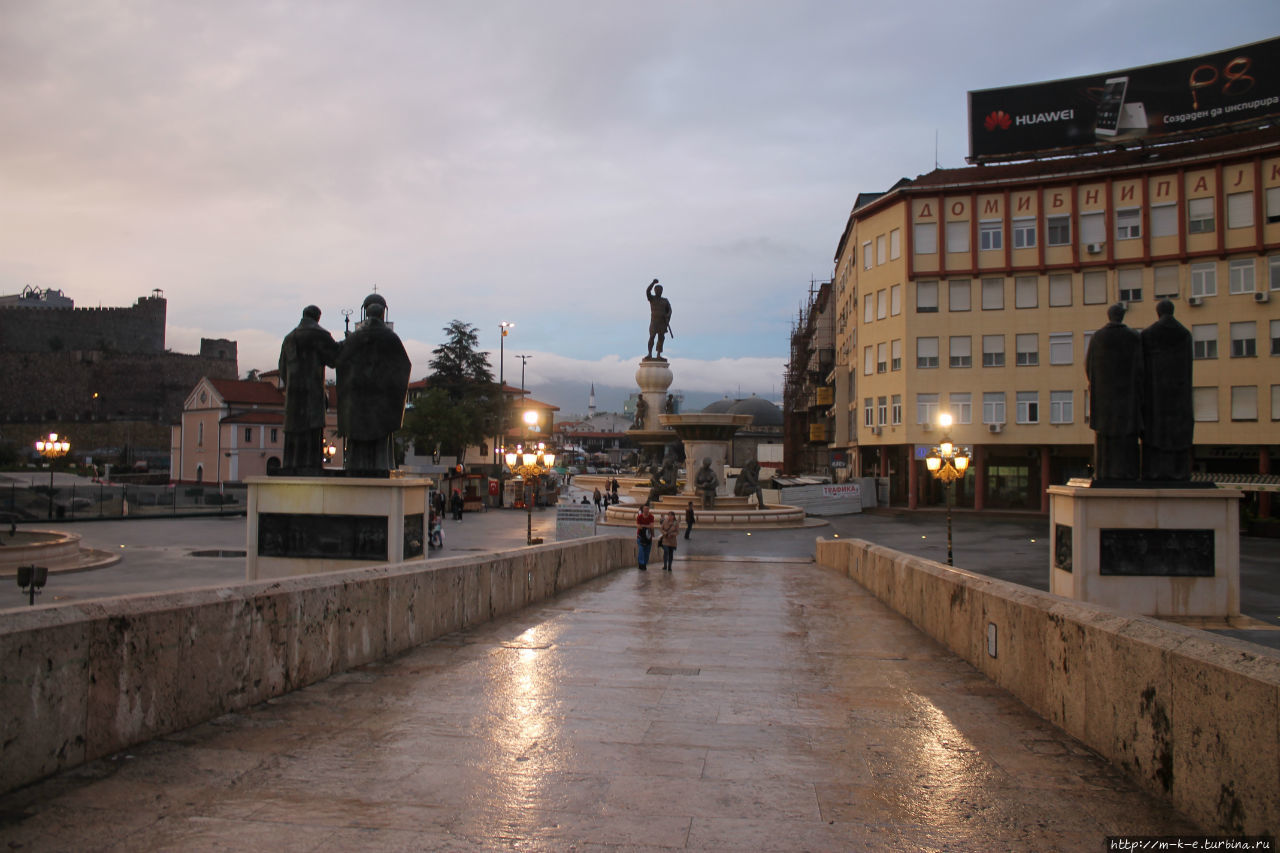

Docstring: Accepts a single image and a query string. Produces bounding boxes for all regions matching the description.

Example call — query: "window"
[1231,386,1258,421]
[1271,256,1280,291]
[1012,217,1036,248]
[1153,265,1179,298]
[1016,333,1038,366]
[982,335,1005,367]
[1047,215,1071,246]
[1271,319,1280,356]
[877,289,887,319]
[891,394,902,425]
[981,277,1004,310]
[916,393,939,425]
[1048,274,1072,307]
[876,342,887,373]
[864,397,874,427]
[862,241,872,269]
[1274,385,1280,420]
[1118,268,1142,303]
[983,392,1006,425]
[1083,330,1094,355]
[946,221,969,253]
[1268,187,1280,224]
[863,345,873,375]
[949,336,972,368]
[1229,259,1255,294]
[889,228,901,260]
[916,280,938,312]
[1230,321,1256,358]
[1193,387,1218,421]
[244,427,252,442]
[1014,276,1038,308]
[197,421,204,446]
[877,396,888,426]
[1188,197,1214,233]
[1049,332,1072,365]
[890,284,901,315]
[876,234,887,265]
[891,339,902,371]
[1016,391,1039,424]
[916,337,939,368]
[949,392,972,424]
[1190,262,1217,298]
[1116,208,1141,240]
[1049,390,1073,424]
[1083,270,1108,304]
[914,222,937,254]
[1227,191,1254,229]
[270,428,278,443]
[979,220,1002,251]
[1150,203,1177,237]
[1192,324,1218,360]
[949,279,971,311]
[864,289,874,323]
[1080,211,1105,245]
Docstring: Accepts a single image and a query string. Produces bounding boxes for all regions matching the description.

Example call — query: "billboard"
[968,37,1280,161]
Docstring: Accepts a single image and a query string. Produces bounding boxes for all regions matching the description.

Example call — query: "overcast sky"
[3,1,1278,412]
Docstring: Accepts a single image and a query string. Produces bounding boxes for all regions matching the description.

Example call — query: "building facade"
[829,128,1280,513]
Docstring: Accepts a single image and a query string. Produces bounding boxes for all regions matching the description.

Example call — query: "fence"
[1,479,247,521]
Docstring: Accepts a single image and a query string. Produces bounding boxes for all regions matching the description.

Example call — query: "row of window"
[867,321,1279,375]
[861,384,1279,430]
[195,424,280,446]
[911,189,1280,256]
[904,257,1280,316]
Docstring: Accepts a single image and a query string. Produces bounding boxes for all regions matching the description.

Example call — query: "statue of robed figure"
[278,305,339,473]
[335,294,412,474]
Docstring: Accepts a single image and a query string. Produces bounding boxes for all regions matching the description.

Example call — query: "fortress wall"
[0,297,166,355]
[0,350,237,424]
[816,537,1280,837]
[0,535,632,796]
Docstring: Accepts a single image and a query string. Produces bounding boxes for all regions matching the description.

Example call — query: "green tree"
[400,321,500,460]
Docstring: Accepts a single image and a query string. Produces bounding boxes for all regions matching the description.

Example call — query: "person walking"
[635,503,655,571]
[684,501,696,540]
[593,487,602,515]
[450,489,464,521]
[659,510,679,571]
[611,478,620,503]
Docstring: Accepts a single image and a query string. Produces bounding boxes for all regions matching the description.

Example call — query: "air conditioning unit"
[1187,296,1204,307]
[988,423,1004,434]
[1086,242,1104,255]
[869,426,882,436]
[1256,291,1271,304]
[921,422,932,431]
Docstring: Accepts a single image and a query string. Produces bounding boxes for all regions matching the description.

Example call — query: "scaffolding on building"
[782,278,834,475]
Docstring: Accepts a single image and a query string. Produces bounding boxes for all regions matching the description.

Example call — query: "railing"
[2,480,248,521]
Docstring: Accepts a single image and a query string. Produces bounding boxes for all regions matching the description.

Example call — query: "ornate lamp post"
[34,433,70,519]
[505,435,555,546]
[496,322,514,503]
[924,413,970,567]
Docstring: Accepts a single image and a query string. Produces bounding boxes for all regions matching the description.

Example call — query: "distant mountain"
[525,379,776,420]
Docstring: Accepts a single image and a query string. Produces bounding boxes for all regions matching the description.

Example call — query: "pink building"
[169,376,342,484]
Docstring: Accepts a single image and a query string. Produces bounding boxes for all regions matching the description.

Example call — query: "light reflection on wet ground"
[0,558,1199,850]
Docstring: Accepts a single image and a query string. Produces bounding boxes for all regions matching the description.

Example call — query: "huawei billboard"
[968,37,1280,162]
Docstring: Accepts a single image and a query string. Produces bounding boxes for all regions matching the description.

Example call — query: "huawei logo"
[984,110,1012,131]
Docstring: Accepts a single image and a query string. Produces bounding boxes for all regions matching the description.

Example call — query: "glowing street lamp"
[924,413,970,566]
[505,434,555,546]
[34,433,71,519]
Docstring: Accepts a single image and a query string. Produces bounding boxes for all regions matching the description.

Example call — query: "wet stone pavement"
[0,556,1197,851]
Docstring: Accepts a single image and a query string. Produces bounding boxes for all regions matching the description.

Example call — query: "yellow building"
[831,127,1280,514]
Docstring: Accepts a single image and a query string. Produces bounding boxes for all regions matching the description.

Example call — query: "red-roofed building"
[169,376,344,484]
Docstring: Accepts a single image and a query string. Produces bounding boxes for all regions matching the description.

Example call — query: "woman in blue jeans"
[635,503,655,570]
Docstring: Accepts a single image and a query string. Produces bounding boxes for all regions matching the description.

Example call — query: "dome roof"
[701,397,736,414]
[726,396,783,427]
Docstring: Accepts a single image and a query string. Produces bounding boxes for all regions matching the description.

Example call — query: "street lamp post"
[505,434,555,546]
[34,433,70,519]
[924,413,970,567]
[497,322,513,476]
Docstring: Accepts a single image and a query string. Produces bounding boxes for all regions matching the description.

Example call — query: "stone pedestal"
[659,412,753,501]
[1047,484,1243,618]
[627,358,677,465]
[247,475,432,580]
